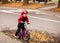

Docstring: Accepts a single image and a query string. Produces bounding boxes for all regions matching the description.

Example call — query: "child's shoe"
[13,35,19,39]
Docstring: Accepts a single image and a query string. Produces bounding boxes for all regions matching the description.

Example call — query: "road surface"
[0,7,60,37]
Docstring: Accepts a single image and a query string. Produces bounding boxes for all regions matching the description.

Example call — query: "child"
[15,10,30,38]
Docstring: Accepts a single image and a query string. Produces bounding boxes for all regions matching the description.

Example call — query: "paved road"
[0,7,60,37]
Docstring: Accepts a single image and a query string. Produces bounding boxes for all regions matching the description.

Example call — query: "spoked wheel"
[23,33,30,41]
[18,32,30,41]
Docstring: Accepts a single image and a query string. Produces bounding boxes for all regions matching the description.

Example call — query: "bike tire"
[23,33,30,41]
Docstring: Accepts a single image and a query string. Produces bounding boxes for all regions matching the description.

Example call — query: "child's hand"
[27,22,30,24]
[20,21,24,23]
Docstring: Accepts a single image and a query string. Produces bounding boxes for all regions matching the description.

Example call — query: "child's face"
[24,14,27,17]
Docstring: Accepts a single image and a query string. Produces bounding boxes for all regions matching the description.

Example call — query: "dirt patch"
[2,30,60,43]
[46,8,60,13]
[0,2,44,9]
[0,2,56,9]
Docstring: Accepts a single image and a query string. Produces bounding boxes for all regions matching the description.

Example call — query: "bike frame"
[19,23,27,38]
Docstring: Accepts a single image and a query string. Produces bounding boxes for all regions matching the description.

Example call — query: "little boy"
[15,10,30,38]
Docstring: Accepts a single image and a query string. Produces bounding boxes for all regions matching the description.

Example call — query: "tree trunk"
[0,0,1,1]
[1,0,8,4]
[33,0,35,3]
[15,0,21,2]
[44,0,48,4]
[49,0,51,1]
[23,0,29,5]
[58,0,60,8]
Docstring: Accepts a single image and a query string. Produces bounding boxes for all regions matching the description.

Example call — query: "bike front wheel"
[23,33,30,41]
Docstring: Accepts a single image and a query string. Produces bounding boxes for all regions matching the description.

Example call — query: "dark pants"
[15,23,25,36]
[15,0,21,2]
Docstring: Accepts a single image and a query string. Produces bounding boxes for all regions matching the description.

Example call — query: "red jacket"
[18,15,29,23]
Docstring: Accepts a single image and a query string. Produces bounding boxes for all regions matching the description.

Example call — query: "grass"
[2,30,60,43]
[0,32,4,35]
[51,0,58,2]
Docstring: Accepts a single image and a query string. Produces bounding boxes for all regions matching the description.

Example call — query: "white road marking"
[58,16,60,17]
[0,9,38,13]
[10,12,60,23]
[39,6,57,10]
[36,10,47,14]
[55,15,60,17]
[28,15,60,23]
[0,9,60,23]
[0,10,13,13]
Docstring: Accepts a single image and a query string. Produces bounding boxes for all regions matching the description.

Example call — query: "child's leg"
[15,25,21,36]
